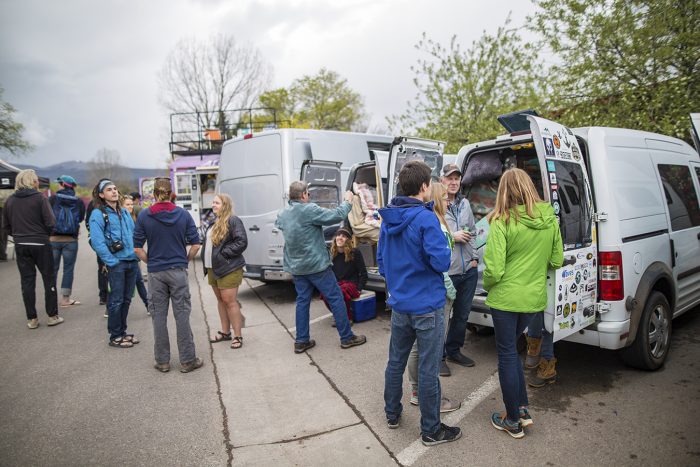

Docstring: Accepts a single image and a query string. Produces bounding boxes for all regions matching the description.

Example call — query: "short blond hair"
[15,169,38,190]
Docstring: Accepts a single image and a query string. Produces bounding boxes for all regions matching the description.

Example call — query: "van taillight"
[599,251,624,301]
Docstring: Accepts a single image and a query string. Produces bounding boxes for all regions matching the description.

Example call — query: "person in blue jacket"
[89,179,140,348]
[378,160,462,446]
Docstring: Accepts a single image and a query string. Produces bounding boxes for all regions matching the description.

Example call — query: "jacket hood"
[378,196,433,235]
[15,188,41,198]
[149,202,181,225]
[514,202,558,230]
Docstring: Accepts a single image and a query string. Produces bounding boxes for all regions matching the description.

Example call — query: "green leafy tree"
[258,68,366,131]
[0,86,32,156]
[389,17,545,152]
[530,0,700,141]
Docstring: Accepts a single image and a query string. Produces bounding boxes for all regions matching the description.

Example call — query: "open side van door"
[387,137,445,200]
[301,159,343,242]
[528,116,598,341]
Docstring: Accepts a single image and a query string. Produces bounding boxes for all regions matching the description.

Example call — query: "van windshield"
[551,160,593,250]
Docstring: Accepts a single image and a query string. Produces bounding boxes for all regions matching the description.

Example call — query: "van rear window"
[551,160,593,250]
[657,164,700,231]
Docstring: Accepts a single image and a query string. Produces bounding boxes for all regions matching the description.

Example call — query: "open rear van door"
[528,116,598,341]
[301,159,343,241]
[387,137,445,200]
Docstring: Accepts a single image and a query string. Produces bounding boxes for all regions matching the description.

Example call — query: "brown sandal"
[231,336,243,349]
[210,331,232,343]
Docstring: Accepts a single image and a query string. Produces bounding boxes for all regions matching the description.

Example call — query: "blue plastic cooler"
[351,291,376,322]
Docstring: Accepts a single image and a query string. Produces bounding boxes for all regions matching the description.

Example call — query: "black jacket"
[331,248,367,290]
[2,188,55,244]
[202,216,247,279]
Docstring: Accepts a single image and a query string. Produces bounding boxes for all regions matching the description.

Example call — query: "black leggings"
[15,243,58,319]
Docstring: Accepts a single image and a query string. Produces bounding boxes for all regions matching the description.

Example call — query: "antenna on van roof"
[497,109,539,134]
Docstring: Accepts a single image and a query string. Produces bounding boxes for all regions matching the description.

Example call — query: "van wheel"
[620,291,672,370]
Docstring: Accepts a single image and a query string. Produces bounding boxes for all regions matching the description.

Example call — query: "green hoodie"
[483,202,563,312]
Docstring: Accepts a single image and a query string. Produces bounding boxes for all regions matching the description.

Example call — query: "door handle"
[562,255,576,267]
[248,225,260,232]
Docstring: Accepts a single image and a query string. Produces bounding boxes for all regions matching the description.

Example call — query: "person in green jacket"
[483,168,563,439]
[275,181,367,354]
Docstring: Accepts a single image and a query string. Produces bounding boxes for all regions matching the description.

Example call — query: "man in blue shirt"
[378,160,461,446]
[133,178,203,373]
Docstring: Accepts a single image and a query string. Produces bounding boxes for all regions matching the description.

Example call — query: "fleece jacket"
[133,201,200,273]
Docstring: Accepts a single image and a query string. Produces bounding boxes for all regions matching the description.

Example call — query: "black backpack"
[52,193,81,235]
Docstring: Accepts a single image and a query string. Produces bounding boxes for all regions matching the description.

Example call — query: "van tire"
[620,291,672,371]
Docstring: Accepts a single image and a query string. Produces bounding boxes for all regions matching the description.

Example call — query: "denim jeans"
[491,308,533,423]
[385,309,445,436]
[107,260,138,340]
[15,244,58,319]
[408,299,452,389]
[445,268,478,357]
[51,241,78,297]
[293,267,353,343]
[527,311,554,360]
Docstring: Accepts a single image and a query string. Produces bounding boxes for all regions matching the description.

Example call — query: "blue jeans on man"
[293,267,354,343]
[445,267,478,357]
[384,308,445,435]
[107,260,138,340]
[51,241,78,297]
[527,311,554,359]
[491,308,533,423]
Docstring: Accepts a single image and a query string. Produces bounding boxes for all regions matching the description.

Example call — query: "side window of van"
[657,164,700,231]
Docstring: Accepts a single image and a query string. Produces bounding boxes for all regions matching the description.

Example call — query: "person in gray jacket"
[275,181,367,353]
[201,193,248,350]
[442,164,479,373]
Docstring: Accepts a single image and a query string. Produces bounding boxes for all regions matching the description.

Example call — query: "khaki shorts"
[208,268,244,289]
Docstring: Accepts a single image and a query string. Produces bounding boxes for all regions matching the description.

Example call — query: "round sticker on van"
[553,201,560,215]
[572,146,581,161]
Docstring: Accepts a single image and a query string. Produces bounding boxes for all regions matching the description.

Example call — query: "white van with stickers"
[458,112,700,370]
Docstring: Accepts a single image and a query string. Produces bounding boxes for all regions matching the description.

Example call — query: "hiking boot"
[387,414,401,429]
[525,336,542,369]
[410,390,419,406]
[491,412,524,439]
[294,340,316,354]
[440,397,461,413]
[446,352,475,367]
[439,360,451,377]
[27,319,39,329]
[529,358,557,387]
[154,362,171,373]
[180,357,204,373]
[519,407,533,427]
[340,334,366,349]
[47,315,64,326]
[421,423,462,446]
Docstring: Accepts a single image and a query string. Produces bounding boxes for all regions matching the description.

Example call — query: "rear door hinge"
[594,212,608,222]
[595,302,611,314]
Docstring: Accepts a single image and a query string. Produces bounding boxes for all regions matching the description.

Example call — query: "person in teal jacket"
[483,168,563,439]
[275,181,367,353]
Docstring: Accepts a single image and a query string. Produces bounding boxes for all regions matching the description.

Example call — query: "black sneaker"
[439,360,451,377]
[421,423,462,446]
[294,339,316,354]
[180,357,204,373]
[340,334,366,349]
[387,414,401,429]
[491,412,524,439]
[446,352,475,367]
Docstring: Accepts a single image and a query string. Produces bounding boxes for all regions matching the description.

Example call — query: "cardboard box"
[351,291,376,322]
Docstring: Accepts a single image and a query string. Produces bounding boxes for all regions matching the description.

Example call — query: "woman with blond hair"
[202,193,248,349]
[483,168,563,439]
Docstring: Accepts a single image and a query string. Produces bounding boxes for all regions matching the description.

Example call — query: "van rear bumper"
[244,265,292,282]
[562,319,631,350]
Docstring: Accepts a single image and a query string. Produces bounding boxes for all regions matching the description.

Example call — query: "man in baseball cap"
[441,164,462,178]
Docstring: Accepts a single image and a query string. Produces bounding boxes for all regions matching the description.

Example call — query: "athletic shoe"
[27,319,39,329]
[439,360,451,377]
[47,315,64,326]
[387,414,401,429]
[519,407,533,427]
[294,340,316,354]
[340,334,366,349]
[421,423,462,446]
[446,352,475,367]
[410,390,419,406]
[491,412,525,439]
[154,362,171,373]
[180,357,204,373]
[440,397,461,413]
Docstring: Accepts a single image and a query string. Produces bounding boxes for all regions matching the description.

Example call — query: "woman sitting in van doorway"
[524,312,557,387]
[322,228,367,326]
[202,193,248,349]
[483,168,563,439]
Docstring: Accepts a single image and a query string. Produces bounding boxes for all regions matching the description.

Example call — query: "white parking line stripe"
[396,372,501,466]
[287,312,333,333]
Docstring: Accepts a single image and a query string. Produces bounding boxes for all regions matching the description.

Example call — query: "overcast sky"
[0,0,533,169]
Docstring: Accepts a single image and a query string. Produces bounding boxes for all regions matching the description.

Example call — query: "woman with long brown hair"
[202,193,248,349]
[322,227,367,325]
[483,168,563,439]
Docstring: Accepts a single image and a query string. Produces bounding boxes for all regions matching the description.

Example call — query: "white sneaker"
[410,390,419,406]
[47,315,64,326]
[27,319,39,329]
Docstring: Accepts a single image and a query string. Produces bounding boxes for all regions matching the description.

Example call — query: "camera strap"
[99,207,123,245]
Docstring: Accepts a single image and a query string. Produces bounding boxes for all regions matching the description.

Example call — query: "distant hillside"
[13,161,168,188]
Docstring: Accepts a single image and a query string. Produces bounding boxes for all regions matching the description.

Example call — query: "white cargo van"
[216,129,394,282]
[458,113,700,370]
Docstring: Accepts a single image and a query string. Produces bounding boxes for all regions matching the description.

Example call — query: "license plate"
[263,270,291,281]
